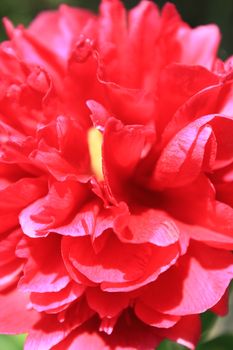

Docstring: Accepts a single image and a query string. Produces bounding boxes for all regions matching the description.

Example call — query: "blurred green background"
[0,0,232,349]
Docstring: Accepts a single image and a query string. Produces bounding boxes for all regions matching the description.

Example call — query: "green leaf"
[0,334,26,350]
[196,334,233,350]
[157,339,188,350]
[200,311,218,341]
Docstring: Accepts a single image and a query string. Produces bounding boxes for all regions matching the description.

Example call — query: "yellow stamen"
[87,127,104,181]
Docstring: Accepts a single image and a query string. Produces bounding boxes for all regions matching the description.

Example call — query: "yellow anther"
[87,127,104,181]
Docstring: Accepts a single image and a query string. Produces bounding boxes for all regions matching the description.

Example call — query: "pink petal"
[177,24,220,69]
[0,260,22,292]
[163,81,233,144]
[32,116,90,181]
[30,281,85,313]
[86,287,129,318]
[153,120,216,188]
[180,222,233,250]
[103,118,154,200]
[99,0,127,52]
[53,200,99,237]
[0,177,47,233]
[0,286,39,334]
[52,313,160,350]
[176,197,233,250]
[25,298,94,350]
[135,301,180,328]
[211,288,229,316]
[4,18,64,86]
[163,174,215,225]
[139,241,233,315]
[156,64,219,135]
[63,234,179,292]
[157,315,201,350]
[19,181,87,238]
[29,5,95,60]
[0,229,21,266]
[114,205,180,246]
[16,235,70,293]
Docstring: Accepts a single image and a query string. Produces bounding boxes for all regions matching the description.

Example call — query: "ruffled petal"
[62,233,179,292]
[29,5,96,60]
[177,24,220,69]
[157,315,201,350]
[0,286,39,334]
[25,298,94,350]
[16,235,70,293]
[30,282,85,313]
[139,241,233,315]
[135,302,180,328]
[0,177,47,233]
[155,64,219,135]
[86,287,129,318]
[19,181,87,238]
[52,313,161,350]
[114,205,180,246]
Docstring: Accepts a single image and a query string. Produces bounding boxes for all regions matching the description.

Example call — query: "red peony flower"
[0,0,233,349]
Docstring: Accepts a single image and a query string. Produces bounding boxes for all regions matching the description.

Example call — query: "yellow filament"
[87,127,104,181]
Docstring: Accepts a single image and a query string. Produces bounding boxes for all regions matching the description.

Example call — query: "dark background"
[0,0,233,59]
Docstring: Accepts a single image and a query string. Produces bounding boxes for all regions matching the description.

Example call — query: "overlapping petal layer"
[0,1,233,349]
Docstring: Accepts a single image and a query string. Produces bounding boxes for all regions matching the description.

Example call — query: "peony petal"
[99,0,127,73]
[30,144,90,182]
[177,24,220,69]
[86,287,129,318]
[103,117,154,200]
[19,180,87,237]
[0,229,21,266]
[16,235,70,293]
[211,288,229,316]
[139,241,233,315]
[30,281,85,313]
[157,315,201,350]
[175,196,233,250]
[4,19,65,86]
[57,199,118,256]
[179,221,233,250]
[53,200,99,237]
[128,1,160,89]
[52,313,161,350]
[0,260,22,292]
[63,234,179,292]
[153,121,216,188]
[163,81,233,144]
[0,285,39,334]
[33,116,91,181]
[155,64,219,135]
[87,99,110,131]
[0,177,47,233]
[114,205,180,246]
[51,323,108,350]
[135,301,180,328]
[163,174,216,225]
[0,43,27,82]
[0,2,232,349]
[25,298,94,350]
[29,5,95,60]
[0,229,22,291]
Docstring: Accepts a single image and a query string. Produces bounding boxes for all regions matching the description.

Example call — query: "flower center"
[87,127,104,181]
